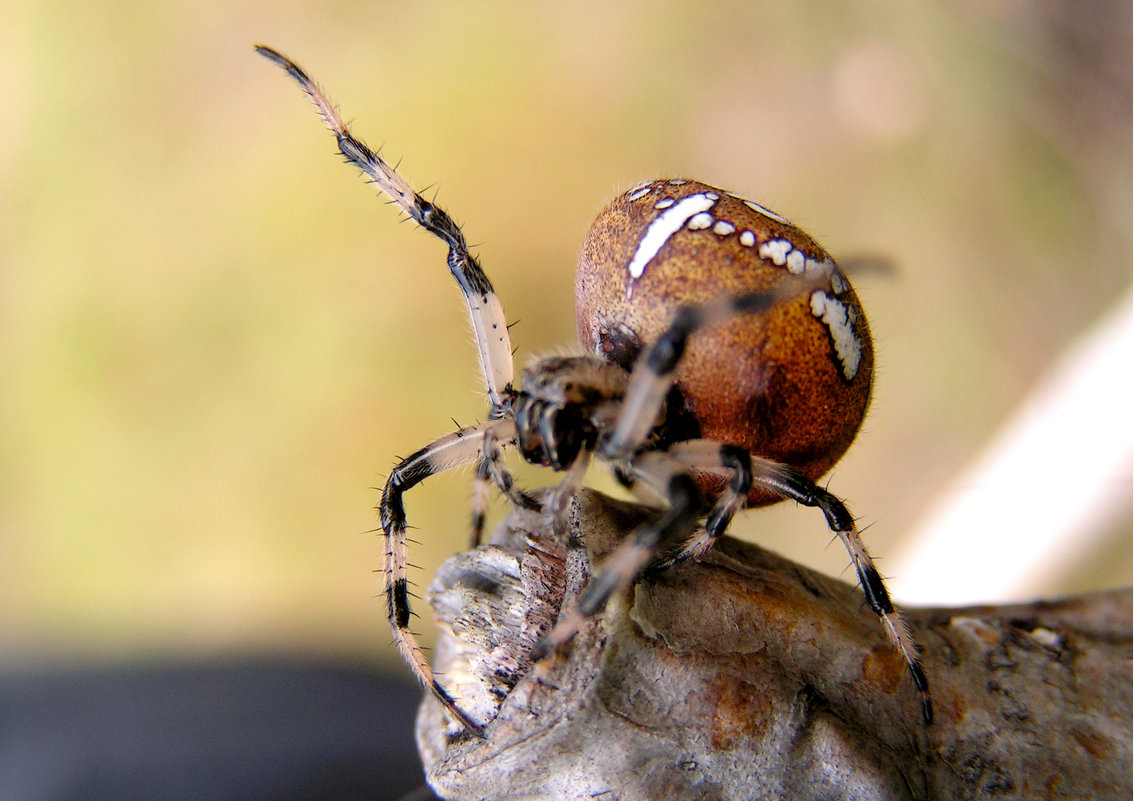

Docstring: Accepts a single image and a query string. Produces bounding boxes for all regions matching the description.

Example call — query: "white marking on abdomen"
[687,212,715,230]
[626,192,719,282]
[744,199,791,225]
[758,238,793,266]
[626,182,653,202]
[810,290,862,380]
[759,238,838,281]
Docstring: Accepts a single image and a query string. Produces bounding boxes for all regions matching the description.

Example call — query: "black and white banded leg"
[259,45,531,733]
[748,460,934,724]
[380,419,520,734]
[533,451,704,658]
[255,45,515,408]
[601,290,932,724]
[649,444,933,723]
[481,425,542,513]
[647,439,754,571]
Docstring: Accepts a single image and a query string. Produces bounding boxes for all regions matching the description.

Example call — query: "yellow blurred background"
[2,1,1129,678]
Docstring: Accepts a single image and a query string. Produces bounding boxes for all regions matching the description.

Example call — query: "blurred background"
[1,1,1130,798]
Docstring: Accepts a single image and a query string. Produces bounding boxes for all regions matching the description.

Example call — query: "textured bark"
[417,490,1132,801]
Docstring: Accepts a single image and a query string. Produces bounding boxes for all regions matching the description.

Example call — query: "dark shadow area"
[0,658,440,801]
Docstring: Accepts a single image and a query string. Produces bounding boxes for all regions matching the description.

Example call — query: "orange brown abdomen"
[576,179,873,506]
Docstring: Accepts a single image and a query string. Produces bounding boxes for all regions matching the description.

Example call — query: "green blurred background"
[2,1,1129,678]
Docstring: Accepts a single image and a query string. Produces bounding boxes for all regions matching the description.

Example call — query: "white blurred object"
[889,291,1133,605]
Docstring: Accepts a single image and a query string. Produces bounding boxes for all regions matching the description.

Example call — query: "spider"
[256,45,932,735]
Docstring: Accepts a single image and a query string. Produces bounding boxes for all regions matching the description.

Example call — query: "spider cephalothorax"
[257,45,932,736]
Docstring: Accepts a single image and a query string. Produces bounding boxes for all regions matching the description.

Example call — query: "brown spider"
[257,45,931,736]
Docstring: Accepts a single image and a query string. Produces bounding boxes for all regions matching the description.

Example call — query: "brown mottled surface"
[418,491,1131,801]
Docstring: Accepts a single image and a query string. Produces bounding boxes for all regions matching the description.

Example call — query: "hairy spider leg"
[600,290,933,725]
[256,45,515,408]
[532,451,703,658]
[543,447,593,537]
[660,441,932,723]
[380,418,523,735]
[658,440,753,564]
[746,463,933,724]
[481,425,542,513]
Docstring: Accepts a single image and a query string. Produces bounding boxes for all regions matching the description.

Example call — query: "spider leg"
[544,447,593,538]
[750,459,934,724]
[532,451,703,658]
[469,459,491,547]
[481,425,542,513]
[615,438,933,724]
[380,418,519,734]
[601,286,818,460]
[256,45,515,407]
[647,439,753,571]
[476,431,589,541]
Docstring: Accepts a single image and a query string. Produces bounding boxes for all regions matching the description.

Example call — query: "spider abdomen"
[576,179,873,506]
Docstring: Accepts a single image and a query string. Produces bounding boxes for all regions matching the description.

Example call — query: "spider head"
[513,395,598,471]
[512,356,626,471]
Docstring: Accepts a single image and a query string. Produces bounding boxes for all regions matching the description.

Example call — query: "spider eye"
[575,179,873,506]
